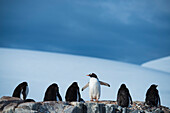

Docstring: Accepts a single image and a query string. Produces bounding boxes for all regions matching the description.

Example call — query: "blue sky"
[0,0,170,64]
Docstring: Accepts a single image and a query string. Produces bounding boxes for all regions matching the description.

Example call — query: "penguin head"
[71,82,78,88]
[87,73,98,78]
[21,82,28,88]
[150,84,158,89]
[120,84,126,88]
[51,83,58,87]
[51,83,59,92]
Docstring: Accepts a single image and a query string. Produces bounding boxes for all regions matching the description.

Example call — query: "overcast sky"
[0,0,170,64]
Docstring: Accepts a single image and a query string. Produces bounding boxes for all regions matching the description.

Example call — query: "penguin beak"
[86,75,89,76]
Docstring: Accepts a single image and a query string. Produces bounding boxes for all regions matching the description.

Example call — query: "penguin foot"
[95,99,99,102]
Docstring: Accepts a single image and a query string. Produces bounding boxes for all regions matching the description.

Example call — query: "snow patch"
[142,56,170,73]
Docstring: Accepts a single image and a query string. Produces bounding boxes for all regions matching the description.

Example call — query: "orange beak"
[86,75,89,76]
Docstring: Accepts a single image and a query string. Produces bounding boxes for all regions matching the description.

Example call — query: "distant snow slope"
[0,48,170,107]
[142,57,170,73]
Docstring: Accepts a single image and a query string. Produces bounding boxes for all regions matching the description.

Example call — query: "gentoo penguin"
[12,82,29,100]
[145,84,161,107]
[43,83,62,101]
[82,73,110,101]
[65,82,83,102]
[117,84,133,107]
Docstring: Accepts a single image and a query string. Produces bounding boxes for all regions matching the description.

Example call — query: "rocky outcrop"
[0,96,169,113]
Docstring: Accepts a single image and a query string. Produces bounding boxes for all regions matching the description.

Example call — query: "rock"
[84,102,105,113]
[3,103,18,113]
[16,101,71,113]
[0,96,21,101]
[105,104,116,113]
[0,96,24,112]
[0,97,170,113]
[70,102,87,113]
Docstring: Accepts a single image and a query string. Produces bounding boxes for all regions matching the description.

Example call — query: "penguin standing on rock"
[44,83,62,101]
[82,73,110,101]
[117,84,133,107]
[65,82,84,102]
[145,84,161,107]
[12,82,29,100]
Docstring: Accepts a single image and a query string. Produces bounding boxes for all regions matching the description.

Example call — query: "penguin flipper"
[57,93,63,101]
[100,81,110,87]
[129,94,133,105]
[158,94,161,107]
[82,82,89,91]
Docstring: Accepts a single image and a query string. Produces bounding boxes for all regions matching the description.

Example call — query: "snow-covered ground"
[142,57,170,73]
[0,48,170,107]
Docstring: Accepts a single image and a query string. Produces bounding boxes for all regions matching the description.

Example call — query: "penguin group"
[11,73,161,108]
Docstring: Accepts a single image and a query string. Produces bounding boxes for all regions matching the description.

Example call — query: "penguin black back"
[145,84,161,107]
[117,84,133,107]
[12,82,29,100]
[44,83,62,101]
[25,99,35,102]
[65,82,81,102]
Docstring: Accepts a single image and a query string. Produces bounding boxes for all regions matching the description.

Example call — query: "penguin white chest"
[20,86,29,100]
[89,78,100,99]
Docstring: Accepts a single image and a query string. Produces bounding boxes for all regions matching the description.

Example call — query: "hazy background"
[1,0,170,64]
